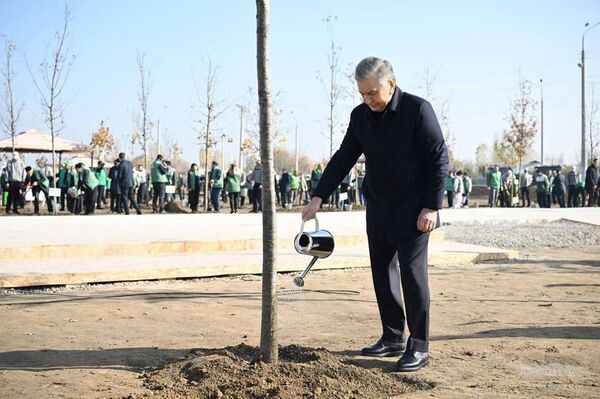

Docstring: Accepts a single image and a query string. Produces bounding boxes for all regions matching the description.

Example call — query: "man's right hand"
[301,196,322,221]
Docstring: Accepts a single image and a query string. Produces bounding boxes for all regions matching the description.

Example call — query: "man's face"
[192,165,197,172]
[357,74,395,112]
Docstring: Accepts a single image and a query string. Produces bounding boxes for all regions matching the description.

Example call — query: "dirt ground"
[0,246,599,398]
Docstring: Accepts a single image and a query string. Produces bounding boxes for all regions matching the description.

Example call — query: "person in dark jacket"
[108,159,121,213]
[279,168,291,207]
[302,57,448,372]
[553,170,566,208]
[187,163,201,213]
[116,152,141,215]
[585,158,598,207]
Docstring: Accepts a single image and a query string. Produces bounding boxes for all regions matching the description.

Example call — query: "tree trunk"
[256,0,278,364]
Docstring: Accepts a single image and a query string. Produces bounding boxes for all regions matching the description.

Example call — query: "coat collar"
[365,86,403,118]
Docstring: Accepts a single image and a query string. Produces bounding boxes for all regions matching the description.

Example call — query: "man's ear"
[388,79,396,94]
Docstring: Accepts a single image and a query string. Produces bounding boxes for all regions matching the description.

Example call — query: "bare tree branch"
[0,35,24,152]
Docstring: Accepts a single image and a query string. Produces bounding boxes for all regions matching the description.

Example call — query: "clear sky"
[1,0,599,169]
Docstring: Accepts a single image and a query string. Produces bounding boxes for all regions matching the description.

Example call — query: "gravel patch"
[441,219,600,249]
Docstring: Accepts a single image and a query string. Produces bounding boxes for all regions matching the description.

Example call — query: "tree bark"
[256,0,278,364]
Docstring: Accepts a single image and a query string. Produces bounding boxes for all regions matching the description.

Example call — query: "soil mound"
[138,343,432,399]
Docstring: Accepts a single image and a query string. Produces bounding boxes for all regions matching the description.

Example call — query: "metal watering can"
[292,215,334,287]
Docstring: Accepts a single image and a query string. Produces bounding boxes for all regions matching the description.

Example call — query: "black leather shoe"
[395,350,429,372]
[360,339,406,357]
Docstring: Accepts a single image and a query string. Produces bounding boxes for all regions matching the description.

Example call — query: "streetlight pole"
[540,78,544,164]
[290,111,298,172]
[580,21,600,176]
[235,104,245,169]
[220,133,226,167]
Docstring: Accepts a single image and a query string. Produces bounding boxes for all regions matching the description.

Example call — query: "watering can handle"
[299,215,319,234]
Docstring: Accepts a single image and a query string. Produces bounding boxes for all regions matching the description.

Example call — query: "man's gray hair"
[355,57,396,84]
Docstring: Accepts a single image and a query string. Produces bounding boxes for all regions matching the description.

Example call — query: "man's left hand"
[417,208,438,232]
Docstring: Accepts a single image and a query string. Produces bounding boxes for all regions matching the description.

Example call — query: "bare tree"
[135,52,152,170]
[492,136,515,166]
[1,36,23,152]
[418,63,455,165]
[317,16,346,159]
[242,87,286,158]
[129,129,138,161]
[588,81,599,160]
[191,58,227,211]
[503,77,538,171]
[30,5,75,204]
[256,0,278,364]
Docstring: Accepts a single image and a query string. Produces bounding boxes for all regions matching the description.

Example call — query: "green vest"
[58,168,69,188]
[535,175,548,193]
[187,170,200,191]
[210,166,224,189]
[225,171,241,193]
[34,170,49,188]
[463,178,471,193]
[95,168,107,186]
[445,176,455,191]
[82,167,99,190]
[151,160,168,183]
[488,171,501,189]
[290,174,300,190]
[311,169,322,189]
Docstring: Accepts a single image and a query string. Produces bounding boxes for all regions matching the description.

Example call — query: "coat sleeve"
[313,121,363,200]
[415,101,449,210]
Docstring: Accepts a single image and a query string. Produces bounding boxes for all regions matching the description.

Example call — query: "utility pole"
[580,22,600,175]
[236,104,245,168]
[156,119,160,155]
[295,120,299,172]
[540,79,544,164]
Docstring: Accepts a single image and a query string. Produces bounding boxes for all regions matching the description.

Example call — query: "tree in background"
[418,63,455,165]
[475,143,490,176]
[492,135,516,166]
[503,77,537,171]
[256,0,278,364]
[192,57,226,211]
[90,120,115,162]
[1,36,23,152]
[135,52,153,170]
[317,16,346,159]
[30,5,75,212]
[588,82,599,161]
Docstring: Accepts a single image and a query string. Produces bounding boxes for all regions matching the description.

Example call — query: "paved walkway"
[3,207,597,288]
[1,207,598,247]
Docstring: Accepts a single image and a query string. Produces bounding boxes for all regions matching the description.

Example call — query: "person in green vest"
[310,163,323,196]
[57,161,70,211]
[487,166,501,207]
[445,171,455,208]
[209,161,224,212]
[290,170,300,205]
[150,154,169,213]
[187,163,201,213]
[225,163,241,213]
[0,166,7,207]
[67,163,80,214]
[534,169,549,208]
[75,163,99,215]
[24,166,53,214]
[95,161,107,210]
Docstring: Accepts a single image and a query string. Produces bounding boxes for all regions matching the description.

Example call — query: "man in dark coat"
[24,166,54,214]
[585,158,598,207]
[116,152,142,215]
[108,159,121,213]
[302,57,448,372]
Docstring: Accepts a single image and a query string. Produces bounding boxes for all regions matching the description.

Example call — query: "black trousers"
[252,183,262,212]
[229,192,239,213]
[567,185,576,207]
[32,185,53,213]
[6,181,23,212]
[137,182,148,205]
[520,187,530,207]
[83,187,98,215]
[110,190,121,213]
[121,186,141,214]
[97,186,106,209]
[152,183,166,212]
[60,187,67,210]
[368,233,430,352]
[189,188,200,211]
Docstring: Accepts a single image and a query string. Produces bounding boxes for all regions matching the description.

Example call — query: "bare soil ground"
[0,246,598,399]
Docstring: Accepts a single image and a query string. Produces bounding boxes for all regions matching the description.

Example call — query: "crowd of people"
[3,150,598,215]
[453,159,599,209]
[1,152,367,215]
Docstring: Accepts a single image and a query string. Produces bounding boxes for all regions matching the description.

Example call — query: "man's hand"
[417,208,438,233]
[301,196,322,221]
